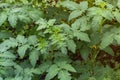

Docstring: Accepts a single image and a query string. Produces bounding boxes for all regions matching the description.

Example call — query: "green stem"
[98,19,106,33]
[90,47,100,76]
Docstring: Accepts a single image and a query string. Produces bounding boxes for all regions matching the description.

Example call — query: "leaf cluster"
[0,0,120,80]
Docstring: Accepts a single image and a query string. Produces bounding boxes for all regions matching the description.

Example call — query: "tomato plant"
[0,0,120,80]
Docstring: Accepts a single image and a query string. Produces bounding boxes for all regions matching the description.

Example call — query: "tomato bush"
[0,0,120,80]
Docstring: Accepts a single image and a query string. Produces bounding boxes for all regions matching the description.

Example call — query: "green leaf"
[10,7,24,13]
[59,24,73,37]
[29,50,39,67]
[0,77,3,80]
[61,1,79,10]
[9,38,18,47]
[0,31,12,39]
[58,62,76,72]
[45,64,59,80]
[114,35,120,44]
[87,7,101,16]
[36,19,47,30]
[71,18,81,30]
[80,47,90,60]
[72,16,90,31]
[28,35,37,45]
[100,34,113,49]
[0,41,9,52]
[0,38,16,53]
[113,11,120,23]
[17,44,29,59]
[0,3,10,8]
[101,10,113,20]
[58,70,71,80]
[0,38,18,52]
[14,77,23,80]
[29,9,43,21]
[79,1,88,11]
[0,12,7,26]
[103,46,114,56]
[20,0,28,4]
[61,47,67,54]
[74,32,90,42]
[67,40,76,53]
[92,15,103,31]
[80,24,90,31]
[16,35,27,45]
[54,56,71,65]
[8,14,18,27]
[117,0,120,8]
[0,51,16,58]
[78,71,90,80]
[69,10,82,21]
[80,17,90,31]
[32,61,51,75]
[18,14,31,23]
[106,4,114,10]
[14,64,23,75]
[88,77,96,80]
[47,19,56,26]
[0,60,14,67]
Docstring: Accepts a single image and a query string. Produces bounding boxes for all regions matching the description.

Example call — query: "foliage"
[0,0,120,80]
